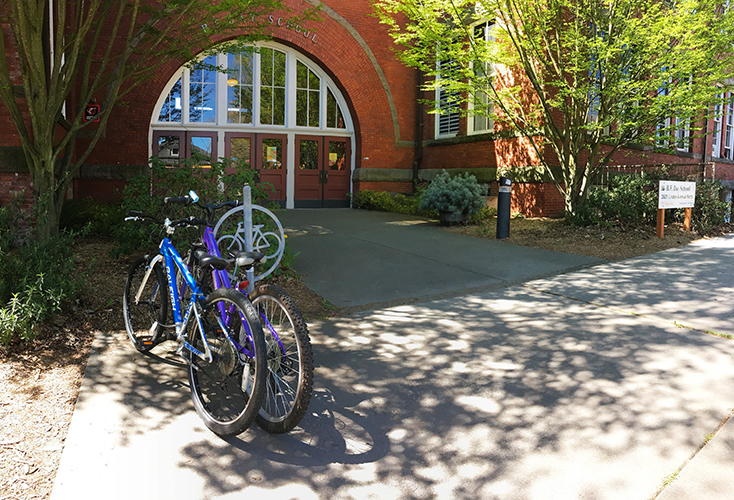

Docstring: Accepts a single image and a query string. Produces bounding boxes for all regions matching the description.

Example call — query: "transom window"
[154,44,348,131]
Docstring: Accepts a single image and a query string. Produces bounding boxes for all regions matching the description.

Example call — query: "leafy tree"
[375,0,734,215]
[0,0,305,241]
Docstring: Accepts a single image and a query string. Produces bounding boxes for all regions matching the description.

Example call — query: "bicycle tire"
[122,255,169,352]
[187,287,268,436]
[249,283,314,433]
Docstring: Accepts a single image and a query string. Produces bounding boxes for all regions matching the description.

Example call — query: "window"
[227,51,254,124]
[296,61,320,127]
[725,97,734,160]
[158,78,182,122]
[675,117,690,152]
[260,48,286,126]
[189,56,216,123]
[469,21,495,135]
[712,93,723,158]
[436,58,460,137]
[656,76,671,147]
[326,89,346,129]
[674,75,692,152]
[152,44,349,132]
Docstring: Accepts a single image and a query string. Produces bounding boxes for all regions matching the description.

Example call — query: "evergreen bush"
[419,170,487,216]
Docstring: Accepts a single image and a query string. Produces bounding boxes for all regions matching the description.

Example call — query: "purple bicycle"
[170,193,314,434]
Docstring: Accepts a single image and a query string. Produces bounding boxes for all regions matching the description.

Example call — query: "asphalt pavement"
[51,209,734,499]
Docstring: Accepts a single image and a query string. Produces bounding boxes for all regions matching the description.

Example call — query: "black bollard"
[496,176,512,239]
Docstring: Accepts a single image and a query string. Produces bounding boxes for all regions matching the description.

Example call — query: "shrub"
[569,171,728,233]
[60,198,124,236]
[567,173,659,227]
[681,180,728,233]
[112,154,274,255]
[352,190,429,215]
[468,205,497,224]
[419,170,487,216]
[0,229,84,346]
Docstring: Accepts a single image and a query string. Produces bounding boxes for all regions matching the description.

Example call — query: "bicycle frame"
[202,226,287,357]
[135,232,256,363]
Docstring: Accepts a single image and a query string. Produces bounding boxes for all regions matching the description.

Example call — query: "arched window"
[153,43,349,131]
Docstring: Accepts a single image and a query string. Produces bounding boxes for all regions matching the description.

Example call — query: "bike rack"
[212,185,286,291]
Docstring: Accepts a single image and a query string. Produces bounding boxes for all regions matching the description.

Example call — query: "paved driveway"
[51,212,734,500]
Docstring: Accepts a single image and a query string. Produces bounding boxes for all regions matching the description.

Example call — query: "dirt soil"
[444,217,730,261]
[1,220,732,499]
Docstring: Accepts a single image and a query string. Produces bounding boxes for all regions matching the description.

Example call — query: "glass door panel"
[225,133,254,174]
[153,132,184,167]
[186,132,217,168]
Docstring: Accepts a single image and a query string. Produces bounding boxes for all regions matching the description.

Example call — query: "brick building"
[2,0,734,216]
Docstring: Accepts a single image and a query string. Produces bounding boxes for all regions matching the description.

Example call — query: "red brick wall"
[5,0,734,218]
[511,183,566,218]
[0,173,33,210]
[73,179,127,204]
[356,181,412,194]
[75,0,418,173]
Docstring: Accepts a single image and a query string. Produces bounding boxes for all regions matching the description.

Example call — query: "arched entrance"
[149,42,354,208]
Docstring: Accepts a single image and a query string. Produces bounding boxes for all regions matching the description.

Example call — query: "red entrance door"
[294,136,350,208]
[255,134,287,205]
[225,133,286,205]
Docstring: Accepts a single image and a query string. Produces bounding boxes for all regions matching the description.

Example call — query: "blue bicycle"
[122,210,268,436]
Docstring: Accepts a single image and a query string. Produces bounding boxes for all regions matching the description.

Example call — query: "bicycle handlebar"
[124,211,211,228]
[164,195,195,206]
[198,200,242,217]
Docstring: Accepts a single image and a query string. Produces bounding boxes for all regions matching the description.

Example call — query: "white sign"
[658,180,696,209]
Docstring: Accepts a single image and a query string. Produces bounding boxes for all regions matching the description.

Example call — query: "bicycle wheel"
[123,255,169,352]
[249,283,314,433]
[187,288,268,436]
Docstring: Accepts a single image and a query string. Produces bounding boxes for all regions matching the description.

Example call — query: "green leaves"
[419,170,487,215]
[375,0,734,215]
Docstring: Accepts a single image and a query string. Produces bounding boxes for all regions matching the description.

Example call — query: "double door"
[294,135,351,208]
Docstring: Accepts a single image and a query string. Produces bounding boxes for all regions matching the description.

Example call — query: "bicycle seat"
[229,250,265,269]
[194,249,227,271]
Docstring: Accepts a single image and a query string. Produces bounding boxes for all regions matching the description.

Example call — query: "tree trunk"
[30,155,67,242]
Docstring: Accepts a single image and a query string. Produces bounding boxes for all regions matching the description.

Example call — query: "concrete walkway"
[51,210,734,499]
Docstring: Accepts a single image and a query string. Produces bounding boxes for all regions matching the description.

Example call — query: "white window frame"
[712,93,723,158]
[675,117,690,152]
[468,20,495,136]
[725,95,734,160]
[151,44,350,133]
